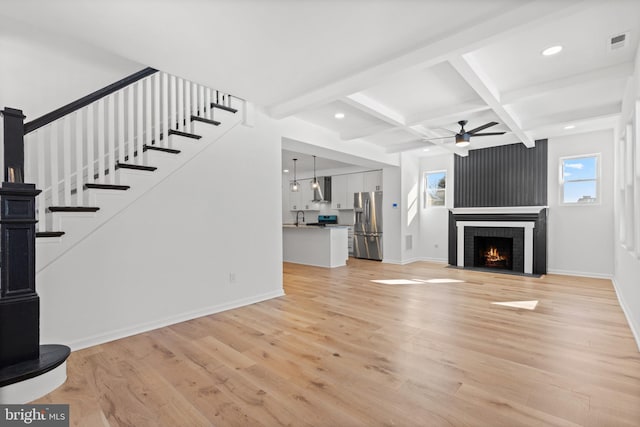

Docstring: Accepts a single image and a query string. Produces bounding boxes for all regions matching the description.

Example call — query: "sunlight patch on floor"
[371,279,424,285]
[422,278,465,284]
[491,300,539,310]
[371,278,466,285]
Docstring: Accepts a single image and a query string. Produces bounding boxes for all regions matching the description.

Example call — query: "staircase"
[15,68,245,271]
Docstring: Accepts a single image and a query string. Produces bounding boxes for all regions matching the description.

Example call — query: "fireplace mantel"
[450,206,548,215]
[448,207,548,275]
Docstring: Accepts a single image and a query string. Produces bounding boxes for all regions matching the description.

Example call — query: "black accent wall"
[454,140,548,207]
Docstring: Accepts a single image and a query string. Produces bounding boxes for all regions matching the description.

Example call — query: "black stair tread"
[84,183,130,191]
[115,163,158,172]
[191,115,221,126]
[210,102,238,114]
[48,206,100,213]
[144,145,181,154]
[36,231,66,238]
[168,129,202,140]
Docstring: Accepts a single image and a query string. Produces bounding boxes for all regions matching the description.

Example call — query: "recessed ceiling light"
[334,112,345,119]
[283,169,289,173]
[423,148,430,152]
[564,124,576,130]
[542,45,563,56]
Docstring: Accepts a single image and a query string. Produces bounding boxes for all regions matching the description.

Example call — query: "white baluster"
[136,81,144,164]
[75,111,84,206]
[198,85,204,120]
[62,116,72,205]
[97,99,106,183]
[192,83,198,131]
[117,91,125,165]
[205,88,211,120]
[145,77,152,156]
[37,128,46,231]
[107,95,116,183]
[153,73,161,151]
[50,121,59,206]
[162,73,169,146]
[169,74,176,138]
[127,86,135,165]
[177,78,184,132]
[86,104,95,184]
[184,80,191,133]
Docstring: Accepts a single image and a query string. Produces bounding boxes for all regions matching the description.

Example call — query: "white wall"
[419,153,454,262]
[396,153,421,263]
[382,166,402,263]
[37,112,284,349]
[0,15,143,119]
[547,130,615,277]
[613,43,640,350]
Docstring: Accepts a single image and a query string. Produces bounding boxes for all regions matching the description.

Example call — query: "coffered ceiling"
[2,0,639,160]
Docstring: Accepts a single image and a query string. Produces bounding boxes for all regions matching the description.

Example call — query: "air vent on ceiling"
[609,32,629,51]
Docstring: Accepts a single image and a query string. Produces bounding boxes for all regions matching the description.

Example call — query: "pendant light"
[311,155,319,189]
[291,158,299,192]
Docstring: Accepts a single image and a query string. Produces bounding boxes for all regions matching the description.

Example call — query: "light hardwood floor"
[35,260,640,426]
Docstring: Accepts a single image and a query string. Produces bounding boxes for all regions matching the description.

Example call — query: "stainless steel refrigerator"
[353,191,383,261]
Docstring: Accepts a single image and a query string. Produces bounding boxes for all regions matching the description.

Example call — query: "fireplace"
[449,207,548,275]
[474,236,513,270]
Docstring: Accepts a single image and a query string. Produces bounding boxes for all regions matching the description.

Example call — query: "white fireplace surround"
[453,206,546,275]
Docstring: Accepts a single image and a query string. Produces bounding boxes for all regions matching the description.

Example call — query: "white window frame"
[559,153,601,206]
[424,170,447,208]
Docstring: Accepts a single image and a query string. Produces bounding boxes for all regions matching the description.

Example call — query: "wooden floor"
[35,260,640,426]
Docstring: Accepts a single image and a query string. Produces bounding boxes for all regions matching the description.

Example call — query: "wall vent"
[609,32,629,51]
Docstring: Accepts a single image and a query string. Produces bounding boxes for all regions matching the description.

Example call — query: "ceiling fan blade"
[421,135,453,141]
[467,121,498,134]
[472,132,506,137]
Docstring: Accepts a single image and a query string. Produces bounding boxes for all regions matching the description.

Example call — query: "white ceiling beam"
[343,93,407,126]
[501,62,634,105]
[385,140,436,154]
[344,93,468,156]
[406,102,491,127]
[268,0,591,119]
[449,53,535,148]
[340,123,397,141]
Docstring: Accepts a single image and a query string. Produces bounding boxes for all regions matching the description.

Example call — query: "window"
[560,154,600,204]
[425,171,446,207]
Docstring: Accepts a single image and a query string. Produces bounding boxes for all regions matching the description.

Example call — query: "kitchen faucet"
[295,210,305,226]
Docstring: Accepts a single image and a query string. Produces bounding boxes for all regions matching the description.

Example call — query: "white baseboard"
[611,278,640,352]
[547,269,613,279]
[420,257,448,264]
[66,289,285,351]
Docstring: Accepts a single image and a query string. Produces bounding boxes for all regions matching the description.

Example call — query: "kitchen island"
[282,225,349,268]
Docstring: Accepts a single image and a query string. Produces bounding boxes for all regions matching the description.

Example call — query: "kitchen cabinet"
[363,170,382,192]
[300,179,319,210]
[331,174,348,209]
[289,187,302,211]
[346,173,364,204]
[290,179,319,211]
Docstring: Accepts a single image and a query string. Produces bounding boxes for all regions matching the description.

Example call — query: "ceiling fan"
[424,120,506,147]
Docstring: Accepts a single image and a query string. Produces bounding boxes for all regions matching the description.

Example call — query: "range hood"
[312,176,331,202]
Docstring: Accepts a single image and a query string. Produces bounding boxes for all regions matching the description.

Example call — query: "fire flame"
[485,246,507,262]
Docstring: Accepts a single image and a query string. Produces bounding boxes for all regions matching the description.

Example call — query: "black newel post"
[0,108,69,398]
[0,182,41,367]
[0,108,40,367]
